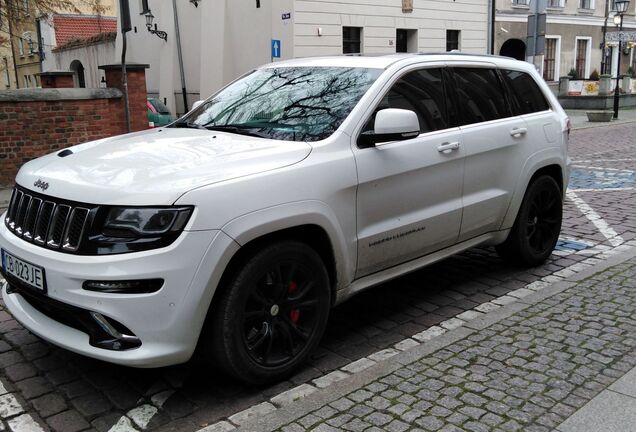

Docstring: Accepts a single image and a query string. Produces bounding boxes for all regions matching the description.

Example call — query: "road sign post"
[527,0,547,67]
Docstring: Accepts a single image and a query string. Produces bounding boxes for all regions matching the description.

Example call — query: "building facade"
[117,0,490,116]
[495,0,636,82]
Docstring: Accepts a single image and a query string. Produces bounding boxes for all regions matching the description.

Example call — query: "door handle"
[510,127,528,137]
[437,141,460,153]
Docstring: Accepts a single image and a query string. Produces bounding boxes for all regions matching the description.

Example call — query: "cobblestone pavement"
[0,122,634,431]
[273,257,636,432]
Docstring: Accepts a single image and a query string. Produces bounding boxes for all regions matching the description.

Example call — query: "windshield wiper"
[205,125,270,139]
[170,120,207,130]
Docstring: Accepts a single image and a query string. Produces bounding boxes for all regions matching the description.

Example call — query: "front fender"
[221,200,355,293]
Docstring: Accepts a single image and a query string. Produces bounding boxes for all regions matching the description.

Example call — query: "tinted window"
[452,68,509,125]
[369,68,448,134]
[503,69,550,114]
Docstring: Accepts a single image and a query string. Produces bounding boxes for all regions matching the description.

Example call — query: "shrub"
[568,68,578,79]
[589,69,600,80]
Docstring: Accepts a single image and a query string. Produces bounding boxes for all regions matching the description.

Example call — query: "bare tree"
[0,0,107,47]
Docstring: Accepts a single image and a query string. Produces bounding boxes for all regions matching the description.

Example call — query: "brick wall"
[0,65,150,186]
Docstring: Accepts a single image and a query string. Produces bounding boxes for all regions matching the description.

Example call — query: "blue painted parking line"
[568,167,636,191]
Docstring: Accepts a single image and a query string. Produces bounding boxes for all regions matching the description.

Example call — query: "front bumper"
[0,217,239,367]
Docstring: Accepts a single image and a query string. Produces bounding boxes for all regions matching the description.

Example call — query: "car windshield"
[176,66,382,142]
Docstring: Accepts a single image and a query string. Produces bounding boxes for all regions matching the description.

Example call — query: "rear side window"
[501,70,550,115]
[502,69,550,115]
[451,68,509,126]
[369,68,449,134]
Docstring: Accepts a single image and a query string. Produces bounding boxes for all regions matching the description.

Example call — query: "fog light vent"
[82,279,163,294]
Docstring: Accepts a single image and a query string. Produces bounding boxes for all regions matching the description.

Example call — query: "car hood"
[16,128,312,205]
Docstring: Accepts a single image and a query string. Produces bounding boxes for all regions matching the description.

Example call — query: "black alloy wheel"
[496,175,563,267]
[241,261,322,367]
[207,241,330,384]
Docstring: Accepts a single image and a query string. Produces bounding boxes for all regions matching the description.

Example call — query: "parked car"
[147,97,174,127]
[1,53,570,384]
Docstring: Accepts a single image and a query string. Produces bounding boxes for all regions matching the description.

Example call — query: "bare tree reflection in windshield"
[180,67,381,142]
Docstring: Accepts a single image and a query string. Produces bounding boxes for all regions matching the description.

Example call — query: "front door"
[353,67,464,277]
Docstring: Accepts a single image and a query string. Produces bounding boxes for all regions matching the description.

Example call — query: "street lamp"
[144,10,168,41]
[612,0,630,119]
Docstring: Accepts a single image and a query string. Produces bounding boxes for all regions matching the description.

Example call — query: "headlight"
[82,206,194,255]
[103,207,192,238]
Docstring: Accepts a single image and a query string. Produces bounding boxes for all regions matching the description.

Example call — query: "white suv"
[0,53,570,384]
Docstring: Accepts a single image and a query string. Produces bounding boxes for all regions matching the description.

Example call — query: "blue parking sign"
[271,39,281,58]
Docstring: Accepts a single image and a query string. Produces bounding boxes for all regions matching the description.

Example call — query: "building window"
[512,0,529,5]
[18,38,24,56]
[22,0,29,14]
[579,0,593,8]
[343,27,362,54]
[446,30,460,51]
[543,38,557,81]
[396,29,417,53]
[547,0,563,7]
[575,38,589,79]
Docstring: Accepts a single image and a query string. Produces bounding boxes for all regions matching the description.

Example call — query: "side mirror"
[358,108,420,148]
[191,100,204,110]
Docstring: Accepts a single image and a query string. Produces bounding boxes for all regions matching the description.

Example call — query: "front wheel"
[206,241,331,385]
[496,175,563,267]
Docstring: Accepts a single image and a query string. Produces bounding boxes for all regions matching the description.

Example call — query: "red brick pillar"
[98,64,150,132]
[37,71,75,88]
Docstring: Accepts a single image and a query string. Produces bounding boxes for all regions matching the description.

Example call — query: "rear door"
[353,66,465,277]
[449,65,530,242]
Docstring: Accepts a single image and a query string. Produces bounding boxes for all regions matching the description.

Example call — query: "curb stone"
[220,241,636,432]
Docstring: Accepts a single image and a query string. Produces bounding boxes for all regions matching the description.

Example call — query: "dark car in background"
[147,97,174,127]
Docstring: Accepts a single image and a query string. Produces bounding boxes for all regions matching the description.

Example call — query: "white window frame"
[575,36,592,79]
[540,35,561,81]
[578,0,594,9]
[18,38,24,56]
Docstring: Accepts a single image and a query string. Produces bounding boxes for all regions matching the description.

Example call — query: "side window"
[451,67,509,126]
[365,68,448,134]
[502,69,550,115]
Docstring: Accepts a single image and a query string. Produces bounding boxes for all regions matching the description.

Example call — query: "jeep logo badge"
[33,179,49,191]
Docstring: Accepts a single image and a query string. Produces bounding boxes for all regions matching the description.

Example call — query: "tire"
[496,175,562,267]
[206,241,331,385]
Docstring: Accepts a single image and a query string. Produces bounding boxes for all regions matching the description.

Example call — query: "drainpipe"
[172,0,188,114]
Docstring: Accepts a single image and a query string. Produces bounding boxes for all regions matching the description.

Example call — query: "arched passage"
[70,60,86,88]
[500,39,526,61]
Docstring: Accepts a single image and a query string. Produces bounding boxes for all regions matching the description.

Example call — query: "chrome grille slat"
[34,202,55,245]
[7,190,23,230]
[4,187,91,253]
[23,198,42,240]
[62,208,89,251]
[5,189,18,225]
[46,205,71,249]
[14,194,31,235]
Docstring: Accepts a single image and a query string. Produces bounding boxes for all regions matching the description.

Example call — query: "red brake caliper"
[288,281,300,323]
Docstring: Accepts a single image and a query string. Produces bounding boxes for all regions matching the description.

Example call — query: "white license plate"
[1,249,46,292]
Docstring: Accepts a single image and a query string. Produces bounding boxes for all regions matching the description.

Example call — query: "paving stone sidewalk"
[258,254,636,432]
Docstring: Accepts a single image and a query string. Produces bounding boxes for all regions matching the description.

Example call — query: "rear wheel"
[207,241,330,385]
[496,175,562,267]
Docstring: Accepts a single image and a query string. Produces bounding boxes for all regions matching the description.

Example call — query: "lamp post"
[145,11,168,41]
[613,0,630,119]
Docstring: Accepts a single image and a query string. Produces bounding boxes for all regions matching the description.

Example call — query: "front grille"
[4,187,92,252]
